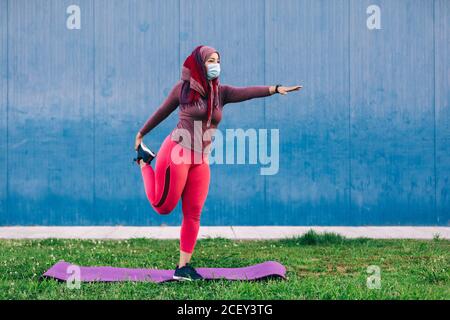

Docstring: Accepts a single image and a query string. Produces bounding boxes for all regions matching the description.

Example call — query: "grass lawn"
[0,231,448,300]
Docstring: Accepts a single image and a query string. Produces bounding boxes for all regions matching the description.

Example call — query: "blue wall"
[0,0,449,226]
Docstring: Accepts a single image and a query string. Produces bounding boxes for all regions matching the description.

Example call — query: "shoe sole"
[140,143,156,158]
[172,275,193,281]
[133,143,156,165]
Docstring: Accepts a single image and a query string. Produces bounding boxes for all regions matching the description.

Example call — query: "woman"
[133,45,302,281]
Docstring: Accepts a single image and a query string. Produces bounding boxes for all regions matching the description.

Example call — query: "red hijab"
[180,45,220,127]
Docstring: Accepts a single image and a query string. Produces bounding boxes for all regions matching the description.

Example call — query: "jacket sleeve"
[220,84,272,106]
[139,81,182,136]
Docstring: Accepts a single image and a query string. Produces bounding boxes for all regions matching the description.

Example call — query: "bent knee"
[153,203,175,215]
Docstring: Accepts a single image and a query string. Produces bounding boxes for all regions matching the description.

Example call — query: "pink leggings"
[140,133,210,254]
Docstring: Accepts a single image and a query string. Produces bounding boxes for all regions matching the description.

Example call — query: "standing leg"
[140,135,189,215]
[179,158,210,265]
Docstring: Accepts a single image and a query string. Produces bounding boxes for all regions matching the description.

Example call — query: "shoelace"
[185,264,201,276]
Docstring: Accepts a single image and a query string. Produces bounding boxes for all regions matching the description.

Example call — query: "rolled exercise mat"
[42,260,287,283]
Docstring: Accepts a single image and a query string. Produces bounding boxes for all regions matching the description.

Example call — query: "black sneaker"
[173,263,203,281]
[133,141,157,165]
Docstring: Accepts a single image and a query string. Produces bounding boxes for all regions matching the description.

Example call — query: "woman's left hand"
[277,85,303,95]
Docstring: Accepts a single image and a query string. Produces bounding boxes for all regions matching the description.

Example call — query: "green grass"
[0,231,449,300]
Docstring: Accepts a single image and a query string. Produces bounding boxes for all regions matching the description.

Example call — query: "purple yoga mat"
[42,260,287,283]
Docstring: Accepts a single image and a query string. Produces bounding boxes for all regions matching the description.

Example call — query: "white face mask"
[206,63,221,80]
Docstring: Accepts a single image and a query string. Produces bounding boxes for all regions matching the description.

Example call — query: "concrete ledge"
[0,226,448,240]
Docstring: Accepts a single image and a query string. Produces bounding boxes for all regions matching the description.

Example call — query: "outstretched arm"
[138,81,182,136]
[221,84,272,105]
[221,84,303,105]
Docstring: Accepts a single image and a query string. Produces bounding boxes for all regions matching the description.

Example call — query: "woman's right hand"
[135,132,143,150]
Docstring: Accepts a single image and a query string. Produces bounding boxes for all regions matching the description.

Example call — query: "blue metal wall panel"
[435,0,450,225]
[0,1,6,222]
[0,0,448,226]
[265,0,351,225]
[6,0,95,225]
[350,0,436,225]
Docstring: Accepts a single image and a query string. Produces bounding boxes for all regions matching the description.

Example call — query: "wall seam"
[93,1,96,221]
[348,0,352,222]
[263,0,267,224]
[433,0,437,223]
[6,0,9,222]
